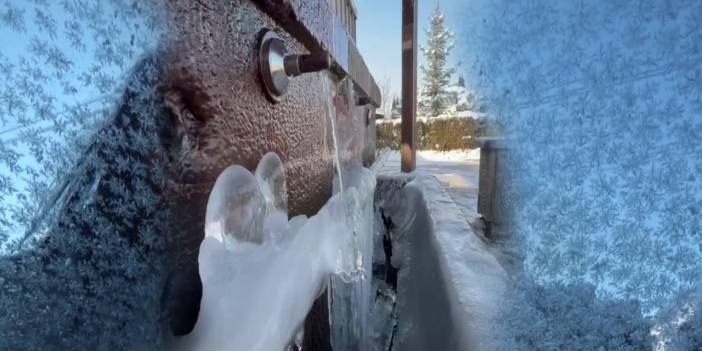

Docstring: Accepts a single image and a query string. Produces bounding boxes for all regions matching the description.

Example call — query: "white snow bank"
[418,149,481,162]
[376,114,486,125]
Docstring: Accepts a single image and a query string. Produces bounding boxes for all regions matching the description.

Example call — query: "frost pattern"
[0,1,172,349]
[0,0,167,247]
[460,0,702,348]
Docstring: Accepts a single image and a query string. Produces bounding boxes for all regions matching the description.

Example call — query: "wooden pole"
[401,0,418,172]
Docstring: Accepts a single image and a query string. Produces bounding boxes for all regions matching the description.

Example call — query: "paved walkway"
[377,150,481,226]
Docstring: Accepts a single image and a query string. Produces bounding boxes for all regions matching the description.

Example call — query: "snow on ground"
[376,114,487,124]
[378,149,481,226]
[418,149,481,163]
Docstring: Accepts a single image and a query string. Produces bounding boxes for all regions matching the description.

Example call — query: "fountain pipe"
[258,29,332,103]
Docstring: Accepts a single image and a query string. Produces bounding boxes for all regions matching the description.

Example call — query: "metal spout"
[259,29,331,103]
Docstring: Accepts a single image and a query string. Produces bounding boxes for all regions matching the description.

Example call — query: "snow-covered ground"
[378,149,481,226]
[417,149,481,162]
[376,113,487,124]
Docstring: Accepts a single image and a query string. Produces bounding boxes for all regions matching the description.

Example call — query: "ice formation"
[326,164,376,351]
[324,75,378,351]
[171,152,375,351]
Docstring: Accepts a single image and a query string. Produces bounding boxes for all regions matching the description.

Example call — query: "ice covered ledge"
[375,172,507,350]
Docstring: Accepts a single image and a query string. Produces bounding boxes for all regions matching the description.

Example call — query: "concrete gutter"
[377,172,508,350]
[410,175,508,350]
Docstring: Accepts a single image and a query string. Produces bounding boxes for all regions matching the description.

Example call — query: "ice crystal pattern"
[461,0,702,349]
[0,1,172,349]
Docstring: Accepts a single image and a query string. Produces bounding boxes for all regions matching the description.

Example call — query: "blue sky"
[355,0,468,100]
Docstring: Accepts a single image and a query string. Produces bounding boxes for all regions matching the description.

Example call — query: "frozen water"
[204,153,289,249]
[318,73,377,351]
[204,165,265,248]
[255,152,289,243]
[330,164,377,351]
[172,152,375,351]
[369,279,398,351]
[322,75,344,193]
[255,152,288,213]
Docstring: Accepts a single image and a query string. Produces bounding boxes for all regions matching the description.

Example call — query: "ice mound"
[172,152,374,351]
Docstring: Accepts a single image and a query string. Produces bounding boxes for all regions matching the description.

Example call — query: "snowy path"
[378,150,482,227]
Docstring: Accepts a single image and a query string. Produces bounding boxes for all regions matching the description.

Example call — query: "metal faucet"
[258,29,331,103]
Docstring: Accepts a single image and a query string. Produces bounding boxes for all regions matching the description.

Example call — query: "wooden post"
[401,0,418,172]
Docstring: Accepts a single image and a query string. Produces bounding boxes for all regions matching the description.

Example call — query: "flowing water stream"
[322,75,344,194]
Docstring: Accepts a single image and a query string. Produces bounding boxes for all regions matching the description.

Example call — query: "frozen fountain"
[170,151,375,351]
[174,64,379,349]
[171,147,506,351]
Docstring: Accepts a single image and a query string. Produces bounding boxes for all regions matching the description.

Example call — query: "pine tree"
[419,4,455,117]
[391,96,401,119]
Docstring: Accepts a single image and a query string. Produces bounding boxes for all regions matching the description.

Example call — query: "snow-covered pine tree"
[419,4,455,117]
[391,96,401,119]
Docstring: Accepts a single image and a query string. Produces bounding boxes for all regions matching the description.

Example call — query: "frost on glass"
[0,1,171,349]
[460,0,702,349]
